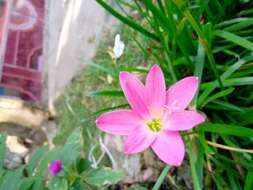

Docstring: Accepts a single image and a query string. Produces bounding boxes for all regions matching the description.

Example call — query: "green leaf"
[187,139,202,190]
[223,77,253,87]
[215,18,248,28]
[66,127,82,145]
[0,169,6,186]
[193,43,205,106]
[37,128,82,176]
[142,0,172,33]
[0,167,24,190]
[196,140,204,189]
[27,146,48,176]
[90,104,128,117]
[30,178,44,190]
[244,159,253,190]
[0,133,7,168]
[199,54,253,105]
[225,18,253,32]
[214,30,253,51]
[122,67,148,73]
[88,90,123,97]
[76,159,92,174]
[173,0,224,88]
[129,187,148,190]
[152,165,171,190]
[71,179,91,190]
[208,100,243,112]
[198,123,253,137]
[238,108,253,125]
[95,0,159,41]
[48,177,68,190]
[84,168,125,187]
[88,62,116,77]
[200,87,235,108]
[20,178,35,190]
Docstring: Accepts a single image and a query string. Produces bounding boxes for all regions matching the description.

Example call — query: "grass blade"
[96,0,159,41]
[214,30,253,51]
[88,90,123,97]
[244,159,253,190]
[152,165,171,190]
[198,123,253,138]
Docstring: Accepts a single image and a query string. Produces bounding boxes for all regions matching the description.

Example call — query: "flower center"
[147,118,162,132]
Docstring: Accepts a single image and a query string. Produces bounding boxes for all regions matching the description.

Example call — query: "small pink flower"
[49,160,62,176]
[96,65,205,166]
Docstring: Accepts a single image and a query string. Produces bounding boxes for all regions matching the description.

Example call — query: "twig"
[206,141,253,154]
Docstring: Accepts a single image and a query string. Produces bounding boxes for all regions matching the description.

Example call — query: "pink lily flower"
[96,65,205,166]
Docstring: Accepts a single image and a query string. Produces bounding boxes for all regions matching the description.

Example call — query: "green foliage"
[91,0,253,189]
[0,128,125,190]
[0,167,24,190]
[84,168,126,187]
[152,165,171,190]
[0,133,6,168]
[128,187,148,190]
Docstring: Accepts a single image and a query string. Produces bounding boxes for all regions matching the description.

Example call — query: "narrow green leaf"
[0,133,7,168]
[200,87,235,108]
[122,67,148,73]
[225,18,253,32]
[244,159,253,190]
[143,0,171,32]
[48,178,68,190]
[223,77,253,87]
[20,178,35,190]
[27,146,48,176]
[238,108,253,125]
[193,43,205,106]
[210,100,244,112]
[37,128,82,176]
[88,90,123,97]
[152,165,171,190]
[96,0,159,41]
[188,139,202,190]
[129,186,148,190]
[214,30,253,51]
[84,168,125,187]
[88,62,117,77]
[90,104,129,117]
[198,123,253,137]
[0,167,24,190]
[199,54,253,105]
[173,0,223,88]
[196,140,204,189]
[215,18,248,28]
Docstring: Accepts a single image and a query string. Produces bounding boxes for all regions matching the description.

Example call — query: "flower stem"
[152,165,171,190]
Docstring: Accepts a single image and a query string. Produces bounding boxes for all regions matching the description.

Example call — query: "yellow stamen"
[147,118,162,132]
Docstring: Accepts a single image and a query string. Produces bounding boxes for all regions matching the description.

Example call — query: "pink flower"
[49,160,62,176]
[96,65,205,166]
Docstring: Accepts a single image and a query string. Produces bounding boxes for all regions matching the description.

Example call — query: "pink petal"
[145,65,166,114]
[120,72,150,119]
[151,131,185,166]
[166,76,199,110]
[96,109,142,135]
[164,111,205,131]
[124,126,156,154]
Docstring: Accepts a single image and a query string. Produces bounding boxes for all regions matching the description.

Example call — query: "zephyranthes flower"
[113,34,125,59]
[96,65,205,166]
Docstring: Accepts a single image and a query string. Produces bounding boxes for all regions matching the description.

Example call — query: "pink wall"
[0,0,44,102]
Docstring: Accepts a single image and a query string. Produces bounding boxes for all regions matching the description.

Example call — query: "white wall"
[43,0,115,109]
